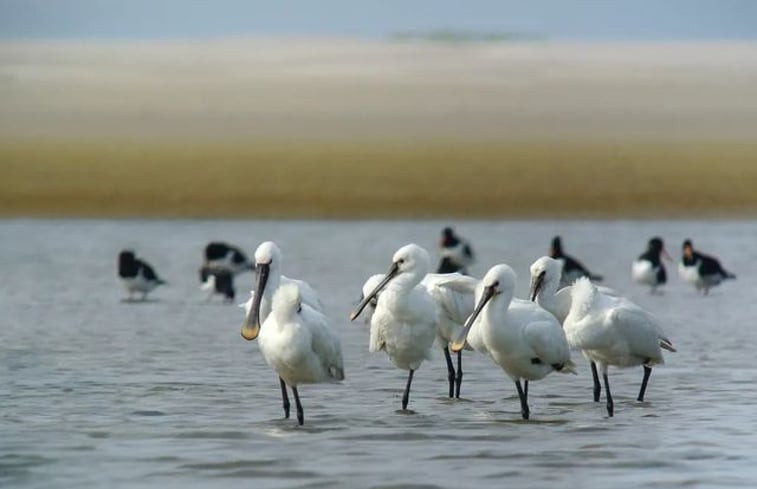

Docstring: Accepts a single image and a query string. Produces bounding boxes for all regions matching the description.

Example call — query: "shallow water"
[2,219,756,488]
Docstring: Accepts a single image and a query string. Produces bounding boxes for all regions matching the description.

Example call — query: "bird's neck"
[483,291,512,324]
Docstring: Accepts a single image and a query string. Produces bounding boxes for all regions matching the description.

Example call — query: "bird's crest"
[570,277,599,319]
[271,282,301,319]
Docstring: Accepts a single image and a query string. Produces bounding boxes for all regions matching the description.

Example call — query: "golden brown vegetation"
[1,140,755,218]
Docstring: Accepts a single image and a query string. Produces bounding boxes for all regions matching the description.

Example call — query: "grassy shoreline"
[2,140,756,219]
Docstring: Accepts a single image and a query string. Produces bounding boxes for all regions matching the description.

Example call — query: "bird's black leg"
[443,346,455,398]
[279,377,290,419]
[603,371,614,417]
[590,362,601,402]
[455,350,463,398]
[291,386,304,426]
[637,365,652,402]
[402,369,415,410]
[515,380,530,420]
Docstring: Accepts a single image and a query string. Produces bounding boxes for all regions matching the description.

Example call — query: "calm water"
[2,219,756,489]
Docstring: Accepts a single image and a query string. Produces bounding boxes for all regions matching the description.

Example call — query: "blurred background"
[1,0,756,218]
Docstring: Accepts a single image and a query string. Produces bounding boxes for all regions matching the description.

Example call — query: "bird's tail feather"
[660,337,677,352]
[558,359,578,375]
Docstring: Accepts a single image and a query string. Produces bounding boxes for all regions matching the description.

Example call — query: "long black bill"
[450,285,495,352]
[241,263,270,340]
[529,271,545,302]
[350,262,399,321]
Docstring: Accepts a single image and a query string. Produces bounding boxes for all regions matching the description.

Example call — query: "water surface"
[2,219,756,488]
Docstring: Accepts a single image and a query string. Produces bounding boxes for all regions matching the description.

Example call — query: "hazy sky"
[1,0,756,40]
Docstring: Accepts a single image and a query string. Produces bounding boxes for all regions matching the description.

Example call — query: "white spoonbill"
[359,271,477,398]
[241,241,323,341]
[240,241,324,421]
[451,264,576,420]
[529,255,620,402]
[258,283,345,425]
[529,256,619,324]
[421,273,477,398]
[564,277,676,417]
[350,244,438,411]
[632,237,670,294]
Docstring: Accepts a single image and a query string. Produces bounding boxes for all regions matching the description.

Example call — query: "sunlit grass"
[1,140,756,218]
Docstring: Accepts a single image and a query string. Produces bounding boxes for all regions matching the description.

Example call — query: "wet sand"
[1,38,756,217]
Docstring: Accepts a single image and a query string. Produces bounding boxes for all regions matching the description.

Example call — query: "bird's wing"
[283,276,324,312]
[230,247,249,265]
[698,253,734,278]
[523,318,570,366]
[551,286,573,323]
[609,304,673,359]
[303,306,345,380]
[137,259,160,281]
[422,273,477,324]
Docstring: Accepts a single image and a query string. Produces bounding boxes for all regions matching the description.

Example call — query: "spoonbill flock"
[119,231,735,425]
[231,238,683,425]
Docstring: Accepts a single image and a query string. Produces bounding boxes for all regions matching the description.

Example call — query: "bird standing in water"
[549,236,603,287]
[437,227,475,275]
[678,239,735,295]
[118,250,166,301]
[632,237,671,294]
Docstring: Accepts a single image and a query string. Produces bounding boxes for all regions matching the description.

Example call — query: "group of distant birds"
[116,228,735,425]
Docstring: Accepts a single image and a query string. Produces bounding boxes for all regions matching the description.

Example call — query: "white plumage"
[241,241,323,341]
[357,271,477,398]
[350,244,438,410]
[451,264,575,420]
[257,283,344,425]
[529,256,617,325]
[564,277,676,417]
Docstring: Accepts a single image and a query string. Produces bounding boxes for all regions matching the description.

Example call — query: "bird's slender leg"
[602,369,614,417]
[455,350,463,398]
[515,380,530,420]
[590,361,601,402]
[291,386,304,426]
[402,369,415,410]
[637,365,652,402]
[443,346,455,398]
[524,380,529,402]
[279,377,290,419]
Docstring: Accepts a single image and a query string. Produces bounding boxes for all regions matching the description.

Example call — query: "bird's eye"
[492,280,500,287]
[397,258,405,265]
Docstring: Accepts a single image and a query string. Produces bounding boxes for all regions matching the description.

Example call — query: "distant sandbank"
[1,38,755,217]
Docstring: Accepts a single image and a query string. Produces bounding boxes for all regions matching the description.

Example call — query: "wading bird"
[563,277,676,417]
[678,239,735,295]
[118,250,166,301]
[258,283,344,425]
[452,264,576,420]
[351,244,438,411]
[632,237,670,294]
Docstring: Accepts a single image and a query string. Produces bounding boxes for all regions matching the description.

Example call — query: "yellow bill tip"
[349,311,359,322]
[240,325,260,341]
[450,340,465,353]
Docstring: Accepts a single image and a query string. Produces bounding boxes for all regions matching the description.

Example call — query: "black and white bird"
[549,236,603,287]
[678,239,736,295]
[118,250,166,301]
[632,237,670,294]
[200,266,235,303]
[436,227,475,275]
[203,242,254,276]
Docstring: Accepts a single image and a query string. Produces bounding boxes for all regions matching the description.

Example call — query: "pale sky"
[0,0,756,40]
